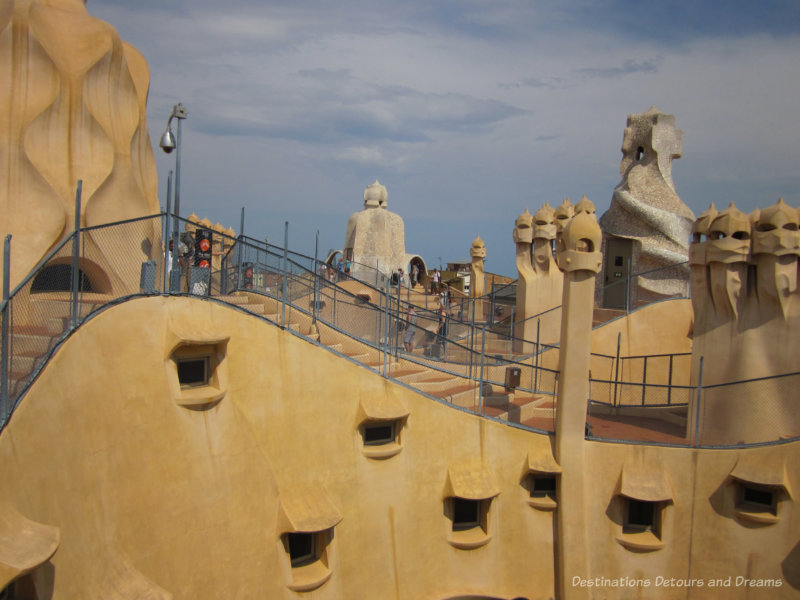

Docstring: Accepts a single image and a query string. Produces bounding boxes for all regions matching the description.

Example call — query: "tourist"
[437,307,448,341]
[167,239,174,279]
[430,269,440,294]
[411,264,419,287]
[403,306,417,352]
[440,283,450,309]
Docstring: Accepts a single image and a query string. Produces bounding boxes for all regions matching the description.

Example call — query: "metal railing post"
[625,257,632,314]
[509,307,514,357]
[236,208,246,292]
[383,277,390,376]
[490,286,495,326]
[1,235,11,424]
[613,332,621,407]
[281,221,288,327]
[667,354,674,405]
[313,231,319,325]
[394,277,400,361]
[469,300,476,380]
[219,236,228,296]
[478,325,487,415]
[534,318,540,392]
[163,171,173,292]
[693,356,704,447]
[641,355,648,406]
[71,180,82,328]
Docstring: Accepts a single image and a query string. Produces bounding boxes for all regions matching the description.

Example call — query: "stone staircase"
[479,391,555,427]
[6,283,550,428]
[7,293,112,399]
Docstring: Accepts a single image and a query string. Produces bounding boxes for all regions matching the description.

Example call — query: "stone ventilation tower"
[342,180,410,281]
[0,0,162,293]
[553,208,603,599]
[469,236,486,299]
[689,198,800,444]
[513,198,574,347]
[598,107,695,309]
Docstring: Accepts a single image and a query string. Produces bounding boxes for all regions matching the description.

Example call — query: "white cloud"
[87,0,800,276]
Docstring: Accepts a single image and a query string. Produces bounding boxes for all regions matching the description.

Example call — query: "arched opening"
[408,255,427,288]
[31,264,93,293]
[635,146,645,161]
[324,250,342,266]
[29,258,110,294]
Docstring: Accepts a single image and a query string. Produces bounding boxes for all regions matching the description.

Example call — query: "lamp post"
[159,103,187,290]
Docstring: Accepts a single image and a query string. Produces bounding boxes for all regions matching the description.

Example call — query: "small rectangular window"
[625,499,656,532]
[176,357,209,387]
[743,486,773,507]
[740,485,776,514]
[531,476,557,499]
[614,256,623,266]
[287,532,316,567]
[452,498,481,531]
[362,422,395,446]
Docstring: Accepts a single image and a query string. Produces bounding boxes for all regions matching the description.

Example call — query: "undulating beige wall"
[0,296,797,599]
[531,298,693,389]
[583,442,798,599]
[0,297,557,599]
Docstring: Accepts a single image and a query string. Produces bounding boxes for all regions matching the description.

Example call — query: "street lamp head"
[159,128,176,153]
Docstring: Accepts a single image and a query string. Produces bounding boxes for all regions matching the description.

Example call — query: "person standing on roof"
[403,306,417,352]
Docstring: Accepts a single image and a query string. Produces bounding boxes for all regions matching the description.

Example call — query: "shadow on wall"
[782,541,800,590]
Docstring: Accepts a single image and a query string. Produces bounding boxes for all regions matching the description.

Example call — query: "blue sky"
[89,0,800,276]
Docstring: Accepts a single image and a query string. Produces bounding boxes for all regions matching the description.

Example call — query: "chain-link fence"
[692,371,800,447]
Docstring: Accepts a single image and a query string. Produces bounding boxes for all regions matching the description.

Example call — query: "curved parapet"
[599,108,695,299]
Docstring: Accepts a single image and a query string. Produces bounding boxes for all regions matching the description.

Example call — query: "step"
[413,375,463,393]
[483,395,546,424]
[27,297,107,318]
[12,317,67,337]
[11,333,54,356]
[11,352,45,373]
[242,304,267,316]
[392,369,433,383]
[434,383,478,407]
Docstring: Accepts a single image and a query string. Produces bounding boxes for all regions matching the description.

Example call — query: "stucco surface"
[0,0,161,291]
[0,296,559,599]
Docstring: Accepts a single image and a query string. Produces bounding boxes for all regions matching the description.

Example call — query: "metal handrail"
[2,214,797,449]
